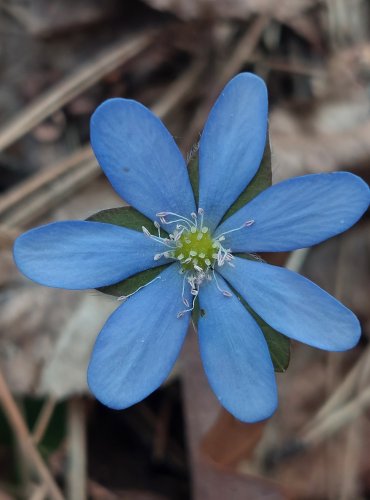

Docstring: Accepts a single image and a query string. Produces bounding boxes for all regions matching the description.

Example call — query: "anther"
[244,219,255,227]
[216,219,255,239]
[212,270,232,298]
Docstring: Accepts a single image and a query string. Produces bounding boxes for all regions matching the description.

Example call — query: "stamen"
[198,208,204,231]
[151,208,243,317]
[177,289,198,318]
[217,219,255,239]
[118,276,161,302]
[212,270,232,297]
[163,217,193,230]
[181,273,190,307]
[154,220,161,238]
[142,226,177,249]
[174,228,186,241]
[154,251,170,261]
[142,226,151,237]
[156,211,196,231]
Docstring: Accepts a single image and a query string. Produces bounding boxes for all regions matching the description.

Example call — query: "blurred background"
[0,0,370,499]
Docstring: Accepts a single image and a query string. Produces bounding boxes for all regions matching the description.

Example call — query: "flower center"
[139,208,254,318]
[172,227,216,271]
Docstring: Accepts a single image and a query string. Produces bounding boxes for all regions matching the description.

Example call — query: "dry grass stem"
[32,396,58,445]
[0,31,155,151]
[302,386,370,446]
[0,369,64,500]
[67,398,86,500]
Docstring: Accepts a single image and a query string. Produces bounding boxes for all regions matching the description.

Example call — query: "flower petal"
[198,276,277,422]
[14,221,168,289]
[91,98,195,221]
[215,172,370,252]
[219,257,361,351]
[87,264,190,409]
[198,73,268,231]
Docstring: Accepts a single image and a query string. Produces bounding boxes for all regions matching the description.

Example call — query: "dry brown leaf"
[181,329,291,499]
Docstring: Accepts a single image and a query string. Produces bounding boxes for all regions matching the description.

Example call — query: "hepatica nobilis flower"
[14,73,370,422]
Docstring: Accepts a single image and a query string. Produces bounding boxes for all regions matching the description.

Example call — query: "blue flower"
[14,73,369,422]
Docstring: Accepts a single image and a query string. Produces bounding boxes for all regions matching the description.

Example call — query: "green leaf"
[188,148,199,205]
[226,261,290,372]
[87,206,169,298]
[87,205,159,234]
[186,134,271,220]
[98,264,169,298]
[247,306,290,373]
[235,253,291,372]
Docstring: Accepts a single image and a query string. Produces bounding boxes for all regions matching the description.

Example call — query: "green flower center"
[139,209,255,317]
[172,227,218,271]
[140,208,255,317]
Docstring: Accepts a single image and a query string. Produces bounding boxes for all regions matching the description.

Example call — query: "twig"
[0,1,40,33]
[4,157,99,227]
[0,31,155,151]
[0,224,20,250]
[263,383,370,471]
[285,248,310,273]
[32,396,58,445]
[255,57,325,78]
[0,369,64,500]
[217,15,271,86]
[181,15,271,153]
[338,340,369,499]
[151,58,205,118]
[30,484,48,500]
[0,146,92,217]
[304,340,370,433]
[67,398,86,500]
[302,386,370,446]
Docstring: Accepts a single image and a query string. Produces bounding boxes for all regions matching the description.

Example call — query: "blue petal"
[219,257,361,351]
[87,264,190,409]
[198,276,277,423]
[91,99,195,222]
[215,172,370,252]
[14,221,168,289]
[198,73,268,231]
